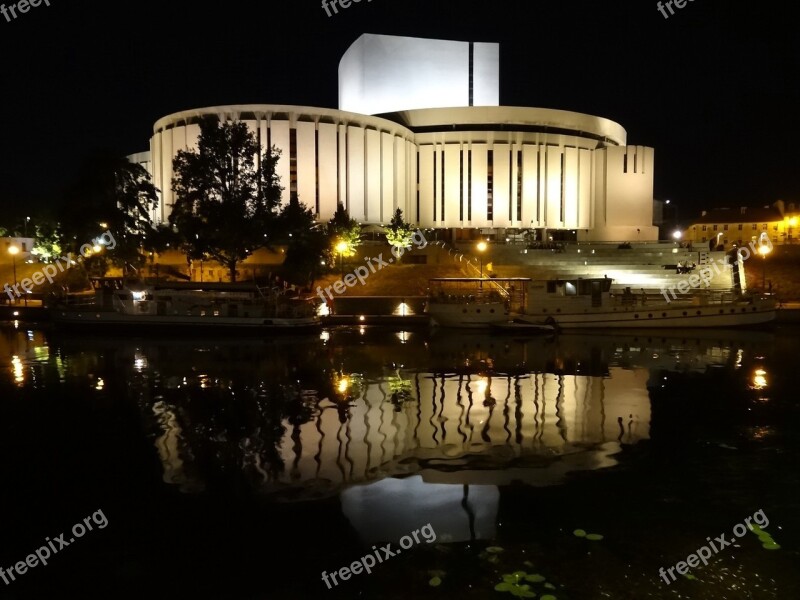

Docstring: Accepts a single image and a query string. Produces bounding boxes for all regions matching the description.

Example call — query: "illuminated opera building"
[131,34,657,242]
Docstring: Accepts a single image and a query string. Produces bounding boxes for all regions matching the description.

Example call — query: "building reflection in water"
[0,327,774,543]
[286,368,650,494]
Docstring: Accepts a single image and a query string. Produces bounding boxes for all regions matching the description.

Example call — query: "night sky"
[0,0,796,224]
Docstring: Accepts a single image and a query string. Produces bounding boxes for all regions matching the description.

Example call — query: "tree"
[170,117,283,282]
[385,208,414,252]
[144,223,181,257]
[31,219,62,263]
[59,151,159,274]
[278,193,329,288]
[327,203,361,258]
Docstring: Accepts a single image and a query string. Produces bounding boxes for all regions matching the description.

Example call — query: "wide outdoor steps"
[450,243,737,293]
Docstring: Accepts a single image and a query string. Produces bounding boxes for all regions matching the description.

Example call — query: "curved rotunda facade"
[132,34,657,242]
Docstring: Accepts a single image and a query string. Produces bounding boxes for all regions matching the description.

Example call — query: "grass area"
[0,262,46,287]
[314,263,468,297]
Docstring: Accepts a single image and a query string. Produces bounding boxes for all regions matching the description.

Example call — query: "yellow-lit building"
[683,200,799,248]
[130,34,659,243]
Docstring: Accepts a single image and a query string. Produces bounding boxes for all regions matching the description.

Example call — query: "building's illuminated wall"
[135,34,656,242]
[146,105,416,226]
[473,42,500,107]
[584,145,658,242]
[339,34,500,115]
[140,105,655,241]
[403,107,652,239]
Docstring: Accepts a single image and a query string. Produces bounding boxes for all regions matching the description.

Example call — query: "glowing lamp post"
[335,240,348,279]
[476,240,488,290]
[8,245,20,305]
[476,241,488,277]
[758,243,771,290]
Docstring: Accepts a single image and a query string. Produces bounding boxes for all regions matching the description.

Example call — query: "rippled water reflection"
[1,324,797,598]
[4,327,750,497]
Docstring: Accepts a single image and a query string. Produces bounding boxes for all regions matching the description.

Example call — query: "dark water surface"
[1,324,798,599]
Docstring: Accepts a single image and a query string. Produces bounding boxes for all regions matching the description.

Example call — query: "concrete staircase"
[451,242,736,296]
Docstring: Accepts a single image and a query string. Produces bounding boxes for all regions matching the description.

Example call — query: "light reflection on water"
[0,325,793,598]
[0,327,773,501]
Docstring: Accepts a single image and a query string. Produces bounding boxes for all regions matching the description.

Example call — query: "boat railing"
[429,290,507,305]
[458,256,510,299]
[608,289,744,308]
[56,293,97,307]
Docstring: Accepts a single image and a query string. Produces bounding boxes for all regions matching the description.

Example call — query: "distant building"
[682,200,800,247]
[131,33,658,242]
[0,237,34,262]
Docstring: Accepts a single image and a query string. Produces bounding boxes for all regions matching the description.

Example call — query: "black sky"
[1,0,797,224]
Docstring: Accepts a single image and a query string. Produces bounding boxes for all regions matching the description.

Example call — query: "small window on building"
[723,224,729,231]
[713,224,718,231]
[738,224,743,230]
[763,224,768,230]
[752,224,757,230]
[773,225,778,231]
[702,225,707,231]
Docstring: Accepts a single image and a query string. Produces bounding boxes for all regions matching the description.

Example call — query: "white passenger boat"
[50,278,320,331]
[426,276,776,329]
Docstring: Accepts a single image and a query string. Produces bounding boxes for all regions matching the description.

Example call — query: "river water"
[1,324,798,599]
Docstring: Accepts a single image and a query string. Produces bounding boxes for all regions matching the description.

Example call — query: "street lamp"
[476,241,488,277]
[672,230,682,241]
[476,240,488,289]
[8,245,24,306]
[335,240,348,279]
[758,243,771,290]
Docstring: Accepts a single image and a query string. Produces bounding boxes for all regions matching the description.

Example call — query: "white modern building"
[133,34,657,242]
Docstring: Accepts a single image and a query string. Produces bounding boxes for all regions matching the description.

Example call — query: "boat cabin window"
[546,279,611,296]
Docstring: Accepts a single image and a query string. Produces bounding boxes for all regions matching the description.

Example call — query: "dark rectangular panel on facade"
[487,150,494,222]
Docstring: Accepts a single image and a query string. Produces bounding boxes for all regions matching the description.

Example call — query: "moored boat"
[50,278,321,332]
[514,277,776,328]
[424,278,526,329]
[426,276,777,329]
